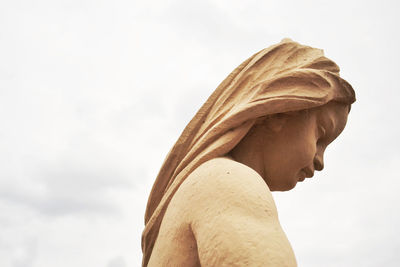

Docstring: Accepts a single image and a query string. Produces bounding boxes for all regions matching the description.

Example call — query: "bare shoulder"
[176,157,278,220]
[171,158,296,266]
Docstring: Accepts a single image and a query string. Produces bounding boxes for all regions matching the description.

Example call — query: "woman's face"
[230,102,349,191]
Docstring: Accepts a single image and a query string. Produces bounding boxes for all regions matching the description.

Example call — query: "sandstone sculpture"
[142,39,356,266]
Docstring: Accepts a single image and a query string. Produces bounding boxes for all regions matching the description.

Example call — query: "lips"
[297,171,306,181]
[303,167,314,178]
[298,175,306,182]
[297,168,314,182]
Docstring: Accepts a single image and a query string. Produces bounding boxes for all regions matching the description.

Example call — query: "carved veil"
[142,39,356,266]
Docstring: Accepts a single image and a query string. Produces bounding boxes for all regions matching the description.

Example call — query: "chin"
[269,180,297,191]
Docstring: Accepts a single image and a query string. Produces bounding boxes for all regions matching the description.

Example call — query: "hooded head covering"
[142,39,356,266]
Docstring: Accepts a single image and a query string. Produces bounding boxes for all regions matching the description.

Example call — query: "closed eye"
[318,125,326,139]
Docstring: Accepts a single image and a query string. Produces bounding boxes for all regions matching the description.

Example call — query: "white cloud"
[11,238,38,267]
[1,0,399,266]
[107,256,127,267]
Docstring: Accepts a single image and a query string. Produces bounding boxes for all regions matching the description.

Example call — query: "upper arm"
[182,159,296,266]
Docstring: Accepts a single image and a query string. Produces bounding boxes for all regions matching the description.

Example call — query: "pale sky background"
[1,0,399,266]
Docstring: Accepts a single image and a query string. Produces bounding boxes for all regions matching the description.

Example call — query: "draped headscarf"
[142,39,356,266]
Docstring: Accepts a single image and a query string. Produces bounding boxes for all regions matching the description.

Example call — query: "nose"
[313,154,324,171]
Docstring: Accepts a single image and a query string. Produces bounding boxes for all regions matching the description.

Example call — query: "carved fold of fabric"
[141,39,356,266]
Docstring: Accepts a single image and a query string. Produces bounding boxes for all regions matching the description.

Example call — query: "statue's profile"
[142,39,356,266]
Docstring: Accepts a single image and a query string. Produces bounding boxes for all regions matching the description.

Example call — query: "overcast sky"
[1,0,399,266]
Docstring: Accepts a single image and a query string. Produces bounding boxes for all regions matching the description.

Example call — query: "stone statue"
[142,39,356,266]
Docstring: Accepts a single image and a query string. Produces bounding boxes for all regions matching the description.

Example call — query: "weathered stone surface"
[142,39,355,266]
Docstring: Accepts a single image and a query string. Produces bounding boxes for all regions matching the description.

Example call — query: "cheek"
[293,139,317,167]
